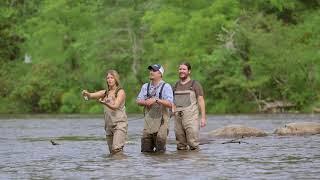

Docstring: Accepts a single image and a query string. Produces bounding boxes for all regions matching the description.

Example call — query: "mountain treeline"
[1,0,320,114]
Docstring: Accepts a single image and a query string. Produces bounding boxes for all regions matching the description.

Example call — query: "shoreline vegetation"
[1,1,320,114]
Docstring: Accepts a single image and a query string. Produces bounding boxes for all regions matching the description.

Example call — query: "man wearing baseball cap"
[147,64,164,76]
[136,64,173,152]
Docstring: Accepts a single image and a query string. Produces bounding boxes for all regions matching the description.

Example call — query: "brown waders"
[174,82,200,150]
[141,104,169,152]
[141,82,169,153]
[104,97,128,154]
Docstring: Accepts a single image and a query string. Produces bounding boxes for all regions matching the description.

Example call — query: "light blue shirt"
[137,80,173,103]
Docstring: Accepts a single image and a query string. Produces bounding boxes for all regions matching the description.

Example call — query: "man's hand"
[171,104,176,113]
[200,117,206,128]
[145,98,156,107]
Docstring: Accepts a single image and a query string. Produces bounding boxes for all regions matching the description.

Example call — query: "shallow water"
[0,114,319,179]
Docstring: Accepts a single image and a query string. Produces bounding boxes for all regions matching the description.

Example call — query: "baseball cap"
[148,64,164,75]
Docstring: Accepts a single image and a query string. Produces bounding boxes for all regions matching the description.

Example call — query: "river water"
[0,114,319,179]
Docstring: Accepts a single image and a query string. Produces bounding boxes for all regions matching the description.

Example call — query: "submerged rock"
[208,125,268,138]
[274,122,320,136]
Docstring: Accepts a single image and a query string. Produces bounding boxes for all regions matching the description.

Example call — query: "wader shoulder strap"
[115,87,122,98]
[190,80,195,91]
[103,87,122,98]
[146,83,151,98]
[159,83,166,99]
[103,89,108,99]
[159,83,166,124]
[173,82,179,93]
[144,83,151,117]
[146,82,166,99]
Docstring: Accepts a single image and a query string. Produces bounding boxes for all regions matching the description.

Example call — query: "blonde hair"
[106,70,121,90]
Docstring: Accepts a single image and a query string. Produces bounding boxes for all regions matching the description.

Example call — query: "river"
[0,114,319,179]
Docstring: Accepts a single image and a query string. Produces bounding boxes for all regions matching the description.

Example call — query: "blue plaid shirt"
[136,80,173,103]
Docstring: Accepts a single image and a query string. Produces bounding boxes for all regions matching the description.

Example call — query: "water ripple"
[0,115,319,179]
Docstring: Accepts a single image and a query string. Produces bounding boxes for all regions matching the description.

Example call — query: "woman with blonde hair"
[82,70,128,154]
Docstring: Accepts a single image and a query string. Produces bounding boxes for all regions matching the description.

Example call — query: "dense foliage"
[1,0,319,114]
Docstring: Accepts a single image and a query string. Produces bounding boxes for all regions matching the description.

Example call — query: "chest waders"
[174,80,200,150]
[141,83,169,152]
[103,87,128,154]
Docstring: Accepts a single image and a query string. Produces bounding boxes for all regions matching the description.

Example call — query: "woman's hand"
[98,98,111,105]
[82,90,90,100]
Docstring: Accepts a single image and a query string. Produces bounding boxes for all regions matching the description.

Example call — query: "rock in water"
[274,122,320,136]
[208,125,267,138]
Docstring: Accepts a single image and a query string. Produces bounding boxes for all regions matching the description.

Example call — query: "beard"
[179,73,188,80]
